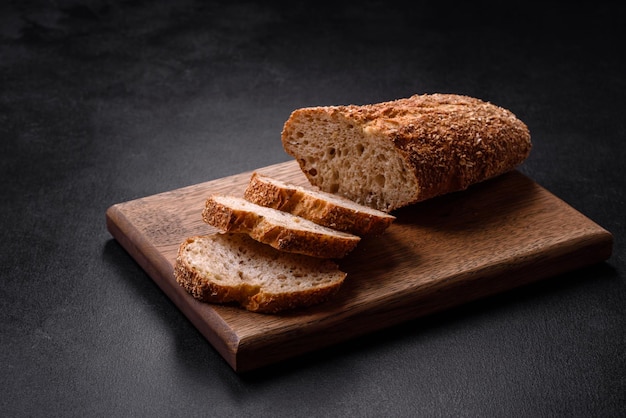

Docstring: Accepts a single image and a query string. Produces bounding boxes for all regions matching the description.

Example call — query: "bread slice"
[243,172,396,236]
[281,93,532,212]
[175,233,346,313]
[202,194,360,258]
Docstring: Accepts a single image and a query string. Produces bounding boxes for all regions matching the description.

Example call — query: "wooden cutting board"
[106,160,613,372]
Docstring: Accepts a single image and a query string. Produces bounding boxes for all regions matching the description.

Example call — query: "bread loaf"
[175,233,346,313]
[243,172,396,236]
[202,194,360,258]
[281,93,532,212]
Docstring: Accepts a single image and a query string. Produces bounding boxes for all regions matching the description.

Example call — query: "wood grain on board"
[106,160,613,372]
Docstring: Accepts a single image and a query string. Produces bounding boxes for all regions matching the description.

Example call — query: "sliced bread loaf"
[202,194,360,258]
[281,93,531,212]
[243,172,396,236]
[175,233,346,313]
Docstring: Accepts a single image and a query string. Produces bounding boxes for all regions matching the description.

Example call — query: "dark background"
[2,1,625,416]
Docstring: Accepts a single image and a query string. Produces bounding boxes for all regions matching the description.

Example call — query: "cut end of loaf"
[281,108,419,212]
[174,234,347,313]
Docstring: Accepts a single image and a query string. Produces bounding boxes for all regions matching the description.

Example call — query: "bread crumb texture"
[174,234,346,313]
[281,93,531,212]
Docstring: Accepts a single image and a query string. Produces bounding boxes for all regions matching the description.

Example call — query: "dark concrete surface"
[1,1,625,416]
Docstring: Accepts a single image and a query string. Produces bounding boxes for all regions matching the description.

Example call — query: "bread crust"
[202,195,360,258]
[281,93,532,211]
[174,235,346,313]
[243,172,395,236]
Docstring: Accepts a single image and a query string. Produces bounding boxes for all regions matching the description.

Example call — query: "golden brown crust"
[174,235,346,314]
[243,172,395,236]
[282,93,531,210]
[202,195,360,258]
[244,173,296,211]
[244,284,343,313]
